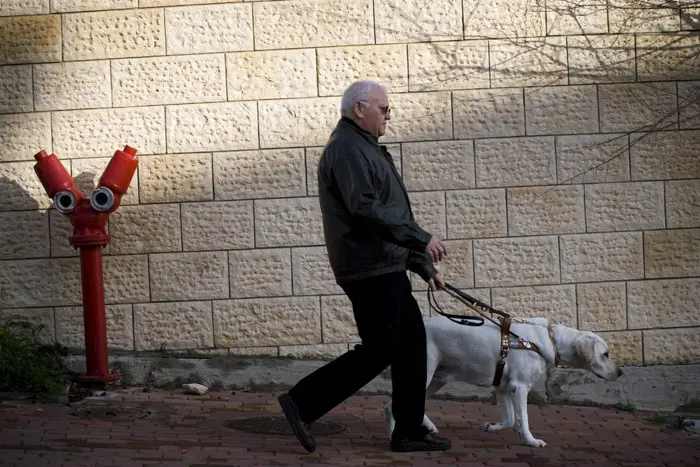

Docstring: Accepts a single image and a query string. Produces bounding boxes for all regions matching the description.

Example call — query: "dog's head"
[572,332,622,381]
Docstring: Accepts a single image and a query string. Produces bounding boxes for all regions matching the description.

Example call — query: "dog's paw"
[480,422,500,432]
[526,438,547,448]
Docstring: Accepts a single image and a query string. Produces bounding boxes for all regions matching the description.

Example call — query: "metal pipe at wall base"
[77,245,119,384]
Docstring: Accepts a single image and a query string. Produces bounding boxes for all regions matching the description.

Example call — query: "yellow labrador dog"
[385,316,623,447]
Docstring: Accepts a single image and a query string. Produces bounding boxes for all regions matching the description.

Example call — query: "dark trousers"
[288,271,428,439]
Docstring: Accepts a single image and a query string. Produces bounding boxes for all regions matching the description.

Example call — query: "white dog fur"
[385,315,623,447]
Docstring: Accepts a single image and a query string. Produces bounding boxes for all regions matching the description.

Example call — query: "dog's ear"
[573,335,595,364]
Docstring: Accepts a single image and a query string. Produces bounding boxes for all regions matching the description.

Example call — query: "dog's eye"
[603,352,609,358]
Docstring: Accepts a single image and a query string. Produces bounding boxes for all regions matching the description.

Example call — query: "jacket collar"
[337,116,380,147]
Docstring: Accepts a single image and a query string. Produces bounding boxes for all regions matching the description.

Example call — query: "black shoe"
[278,393,316,453]
[390,432,452,452]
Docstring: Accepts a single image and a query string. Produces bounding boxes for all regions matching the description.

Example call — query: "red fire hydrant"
[34,145,139,385]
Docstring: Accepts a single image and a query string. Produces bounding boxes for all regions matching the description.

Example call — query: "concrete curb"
[64,354,700,412]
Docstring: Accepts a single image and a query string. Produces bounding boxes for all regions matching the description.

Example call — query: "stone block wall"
[0,0,699,367]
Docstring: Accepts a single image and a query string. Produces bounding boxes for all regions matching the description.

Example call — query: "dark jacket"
[317,116,438,285]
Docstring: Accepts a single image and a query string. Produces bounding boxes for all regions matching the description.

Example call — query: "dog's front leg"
[512,384,546,447]
[480,387,514,432]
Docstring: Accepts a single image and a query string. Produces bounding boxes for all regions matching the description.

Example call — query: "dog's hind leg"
[480,385,515,432]
[511,383,546,447]
[422,377,446,434]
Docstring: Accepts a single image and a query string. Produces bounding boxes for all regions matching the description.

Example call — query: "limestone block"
[255,197,324,247]
[139,153,212,203]
[556,134,630,184]
[318,44,408,96]
[492,285,577,327]
[166,3,253,55]
[577,282,627,332]
[62,9,165,61]
[0,308,54,344]
[628,278,700,329]
[609,0,681,34]
[683,5,700,32]
[408,40,488,92]
[258,97,339,148]
[49,209,81,257]
[463,0,546,38]
[108,204,181,255]
[599,82,678,133]
[0,258,81,308]
[598,331,643,366]
[402,140,474,191]
[0,65,33,113]
[0,112,51,162]
[227,49,316,100]
[375,0,462,43]
[475,137,556,187]
[666,180,700,228]
[0,210,49,259]
[253,0,374,50]
[643,328,700,365]
[507,185,585,236]
[52,1,137,13]
[321,295,357,343]
[279,343,348,359]
[229,346,279,357]
[0,1,49,16]
[545,0,608,35]
[166,102,258,153]
[630,130,700,180]
[52,106,165,159]
[229,248,292,298]
[292,246,341,296]
[644,229,700,279]
[453,88,525,139]
[181,201,254,251]
[214,149,305,200]
[34,60,111,111]
[112,55,226,107]
[409,191,446,239]
[585,182,665,232]
[213,296,320,347]
[560,232,643,283]
[134,301,214,351]
[383,92,453,143]
[0,14,61,65]
[524,85,599,135]
[679,81,700,129]
[141,1,235,6]
[446,189,507,239]
[489,38,568,88]
[567,35,636,84]
[305,144,401,196]
[637,34,700,82]
[0,161,52,211]
[71,157,139,205]
[103,255,150,304]
[473,236,560,287]
[55,304,133,350]
[150,252,229,301]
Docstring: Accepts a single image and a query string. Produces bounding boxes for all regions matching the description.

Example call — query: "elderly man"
[278,80,451,453]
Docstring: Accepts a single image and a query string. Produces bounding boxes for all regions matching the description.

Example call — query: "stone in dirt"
[182,383,208,395]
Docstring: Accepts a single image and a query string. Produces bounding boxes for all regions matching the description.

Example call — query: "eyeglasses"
[358,100,391,116]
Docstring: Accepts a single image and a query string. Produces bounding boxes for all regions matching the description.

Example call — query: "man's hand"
[428,273,445,291]
[425,235,447,263]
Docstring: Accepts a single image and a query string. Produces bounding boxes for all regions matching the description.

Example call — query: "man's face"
[354,88,391,137]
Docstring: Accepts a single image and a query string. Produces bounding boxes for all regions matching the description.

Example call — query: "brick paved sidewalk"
[1,389,698,467]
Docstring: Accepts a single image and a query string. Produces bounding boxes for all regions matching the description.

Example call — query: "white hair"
[340,80,387,118]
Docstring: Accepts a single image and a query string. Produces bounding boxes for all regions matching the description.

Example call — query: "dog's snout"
[617,368,623,377]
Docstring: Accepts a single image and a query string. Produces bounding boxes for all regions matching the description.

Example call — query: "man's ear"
[573,335,595,364]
